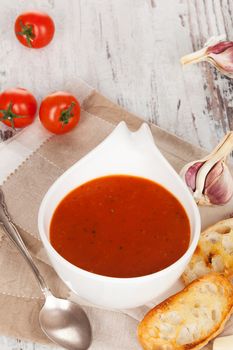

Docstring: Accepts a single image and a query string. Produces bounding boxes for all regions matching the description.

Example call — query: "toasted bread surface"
[138,273,233,350]
[183,218,233,285]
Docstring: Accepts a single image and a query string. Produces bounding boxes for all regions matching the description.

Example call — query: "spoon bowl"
[39,295,92,350]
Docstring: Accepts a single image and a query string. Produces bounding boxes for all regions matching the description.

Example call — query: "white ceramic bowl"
[38,122,200,309]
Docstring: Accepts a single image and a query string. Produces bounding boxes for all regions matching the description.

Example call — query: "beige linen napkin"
[0,90,232,349]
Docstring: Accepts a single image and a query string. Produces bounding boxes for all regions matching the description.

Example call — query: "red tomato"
[0,88,37,129]
[39,92,81,134]
[14,11,55,49]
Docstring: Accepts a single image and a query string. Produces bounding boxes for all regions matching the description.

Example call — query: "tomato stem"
[0,101,27,129]
[17,19,35,48]
[59,102,76,127]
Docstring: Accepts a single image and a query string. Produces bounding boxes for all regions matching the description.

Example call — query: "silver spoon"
[0,188,92,350]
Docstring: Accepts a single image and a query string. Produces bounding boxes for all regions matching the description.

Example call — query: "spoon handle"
[0,189,50,297]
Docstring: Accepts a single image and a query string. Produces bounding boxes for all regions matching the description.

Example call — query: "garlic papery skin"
[181,38,233,78]
[180,47,208,66]
[180,132,233,206]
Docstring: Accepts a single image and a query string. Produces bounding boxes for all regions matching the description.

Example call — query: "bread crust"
[182,218,233,285]
[138,273,233,350]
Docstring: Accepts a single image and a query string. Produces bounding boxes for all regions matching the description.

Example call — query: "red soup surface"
[50,175,190,278]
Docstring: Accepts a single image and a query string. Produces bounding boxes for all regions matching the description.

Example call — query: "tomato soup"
[50,175,190,278]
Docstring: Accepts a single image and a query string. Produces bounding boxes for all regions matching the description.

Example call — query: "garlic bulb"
[181,36,233,78]
[180,132,233,206]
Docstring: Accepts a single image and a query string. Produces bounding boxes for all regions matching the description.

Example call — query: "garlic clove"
[180,132,233,206]
[207,42,233,78]
[183,162,203,191]
[181,37,233,78]
[204,162,233,205]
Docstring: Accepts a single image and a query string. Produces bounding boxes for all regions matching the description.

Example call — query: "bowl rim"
[38,177,201,284]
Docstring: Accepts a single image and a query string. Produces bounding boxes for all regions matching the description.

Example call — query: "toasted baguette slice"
[138,273,233,350]
[183,218,233,285]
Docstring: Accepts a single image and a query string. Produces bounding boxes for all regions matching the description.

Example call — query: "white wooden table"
[0,0,232,348]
